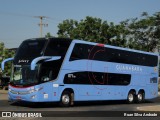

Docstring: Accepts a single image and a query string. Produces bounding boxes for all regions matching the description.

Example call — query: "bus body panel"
[8,82,60,102]
[3,38,158,104]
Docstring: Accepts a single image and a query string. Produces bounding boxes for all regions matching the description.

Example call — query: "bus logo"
[18,60,29,63]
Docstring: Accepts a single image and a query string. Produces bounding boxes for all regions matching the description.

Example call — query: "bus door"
[37,62,60,101]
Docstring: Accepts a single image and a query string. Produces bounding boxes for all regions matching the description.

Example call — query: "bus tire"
[127,91,135,104]
[136,91,145,103]
[60,91,72,107]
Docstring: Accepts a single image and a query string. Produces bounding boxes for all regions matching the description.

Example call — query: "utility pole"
[34,16,48,37]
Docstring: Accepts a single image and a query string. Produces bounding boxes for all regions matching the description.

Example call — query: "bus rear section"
[59,40,159,105]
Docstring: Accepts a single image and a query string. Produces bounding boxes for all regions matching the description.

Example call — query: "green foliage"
[0,42,5,63]
[45,32,54,38]
[57,16,127,47]
[0,42,15,76]
[120,12,160,51]
[57,12,160,52]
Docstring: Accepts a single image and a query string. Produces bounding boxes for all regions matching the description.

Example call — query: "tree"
[57,12,160,52]
[0,42,15,76]
[57,16,127,47]
[0,42,5,64]
[45,32,54,38]
[121,12,160,52]
[153,12,160,46]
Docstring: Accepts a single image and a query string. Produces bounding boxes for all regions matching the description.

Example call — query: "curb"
[137,105,160,111]
[137,92,160,111]
[0,90,8,94]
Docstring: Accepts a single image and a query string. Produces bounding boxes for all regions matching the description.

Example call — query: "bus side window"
[49,70,53,80]
[70,44,84,60]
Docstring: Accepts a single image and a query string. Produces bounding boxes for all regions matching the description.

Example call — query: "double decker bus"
[1,37,159,107]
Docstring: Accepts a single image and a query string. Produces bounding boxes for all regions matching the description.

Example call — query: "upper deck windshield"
[14,38,72,65]
[14,39,47,65]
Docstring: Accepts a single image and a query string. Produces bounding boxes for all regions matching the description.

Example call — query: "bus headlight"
[9,87,43,95]
[31,95,36,99]
[29,89,35,94]
[28,87,43,94]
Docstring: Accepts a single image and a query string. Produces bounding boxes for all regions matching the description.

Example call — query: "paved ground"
[0,90,160,120]
[0,90,160,111]
[136,92,160,111]
[0,90,7,94]
[137,105,160,111]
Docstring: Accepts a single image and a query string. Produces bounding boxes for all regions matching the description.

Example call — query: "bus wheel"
[136,91,145,103]
[60,91,71,107]
[127,91,135,104]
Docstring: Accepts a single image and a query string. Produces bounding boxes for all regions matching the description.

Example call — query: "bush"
[159,78,160,91]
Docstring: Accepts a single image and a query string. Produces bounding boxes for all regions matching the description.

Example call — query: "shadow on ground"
[8,100,154,108]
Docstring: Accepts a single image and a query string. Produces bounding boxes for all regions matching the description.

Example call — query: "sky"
[0,0,160,48]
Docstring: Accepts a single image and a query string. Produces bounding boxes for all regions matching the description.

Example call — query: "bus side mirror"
[1,58,14,71]
[31,56,61,70]
[31,56,52,70]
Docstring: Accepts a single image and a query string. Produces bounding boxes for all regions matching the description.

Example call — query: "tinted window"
[14,38,72,65]
[69,43,158,67]
[44,38,72,56]
[14,39,46,64]
[39,38,72,83]
[64,72,131,86]
[39,60,62,83]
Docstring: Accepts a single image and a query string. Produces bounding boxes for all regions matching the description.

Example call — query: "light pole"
[34,16,48,37]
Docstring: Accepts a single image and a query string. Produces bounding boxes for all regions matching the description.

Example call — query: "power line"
[0,11,64,37]
[0,11,64,21]
[0,11,33,18]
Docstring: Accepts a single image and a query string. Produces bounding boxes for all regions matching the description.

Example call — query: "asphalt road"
[0,93,159,110]
[0,93,160,119]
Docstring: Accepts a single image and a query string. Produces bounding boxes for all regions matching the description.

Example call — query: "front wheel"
[60,91,72,107]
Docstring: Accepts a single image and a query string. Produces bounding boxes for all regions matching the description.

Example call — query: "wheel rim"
[138,93,143,101]
[128,93,134,102]
[62,94,70,104]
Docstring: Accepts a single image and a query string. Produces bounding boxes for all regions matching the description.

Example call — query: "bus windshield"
[10,65,38,86]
